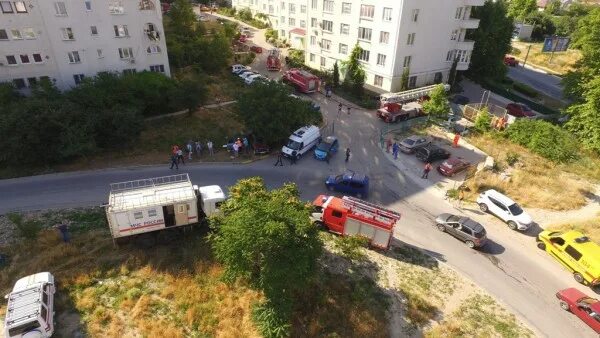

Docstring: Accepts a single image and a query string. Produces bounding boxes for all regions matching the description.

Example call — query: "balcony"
[455,39,475,51]
[464,0,485,6]
[459,18,480,29]
[456,62,470,71]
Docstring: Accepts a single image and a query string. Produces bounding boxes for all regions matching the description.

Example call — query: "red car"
[437,158,471,177]
[506,103,535,118]
[238,34,248,43]
[250,46,263,53]
[556,288,600,333]
[504,56,518,67]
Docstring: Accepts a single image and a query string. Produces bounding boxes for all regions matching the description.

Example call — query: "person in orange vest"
[453,133,460,148]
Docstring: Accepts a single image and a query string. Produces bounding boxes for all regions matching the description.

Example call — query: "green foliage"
[334,235,369,261]
[0,82,20,104]
[286,49,305,68]
[525,11,556,41]
[512,82,539,98]
[210,178,323,335]
[544,0,562,15]
[506,119,579,163]
[340,44,366,96]
[236,8,252,21]
[236,81,322,146]
[565,76,600,153]
[474,107,492,133]
[422,84,451,119]
[332,61,340,87]
[400,67,410,91]
[506,152,520,166]
[171,72,208,113]
[7,213,43,240]
[468,1,513,80]
[507,0,537,20]
[264,28,278,41]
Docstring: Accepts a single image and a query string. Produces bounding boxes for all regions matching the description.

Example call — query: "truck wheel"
[574,272,585,284]
[313,221,325,229]
[465,240,475,249]
[536,242,546,250]
[559,301,570,311]
[507,221,518,231]
[478,203,488,212]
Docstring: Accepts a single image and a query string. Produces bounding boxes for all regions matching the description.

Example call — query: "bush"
[334,235,370,261]
[7,213,43,240]
[506,119,579,163]
[480,80,558,115]
[506,152,520,166]
[512,82,539,98]
[474,107,493,133]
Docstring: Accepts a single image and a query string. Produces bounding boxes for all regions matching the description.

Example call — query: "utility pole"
[522,44,532,68]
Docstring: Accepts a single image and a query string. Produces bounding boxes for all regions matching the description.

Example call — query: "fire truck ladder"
[341,196,401,226]
[380,84,450,104]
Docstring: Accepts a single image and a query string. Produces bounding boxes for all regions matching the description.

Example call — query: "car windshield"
[508,203,523,215]
[403,139,415,145]
[316,142,331,151]
[335,175,343,183]
[286,139,301,150]
[447,215,460,222]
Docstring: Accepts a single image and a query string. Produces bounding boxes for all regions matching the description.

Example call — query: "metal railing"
[110,174,190,193]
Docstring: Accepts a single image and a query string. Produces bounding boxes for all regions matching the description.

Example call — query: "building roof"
[289,28,306,36]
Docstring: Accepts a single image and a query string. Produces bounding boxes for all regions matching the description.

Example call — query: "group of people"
[385,138,433,179]
[170,140,214,170]
[337,102,352,117]
[231,137,250,158]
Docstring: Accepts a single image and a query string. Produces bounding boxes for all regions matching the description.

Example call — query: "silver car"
[399,135,430,154]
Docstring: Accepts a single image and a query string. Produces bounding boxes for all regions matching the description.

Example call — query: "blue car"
[314,136,338,161]
[325,171,369,198]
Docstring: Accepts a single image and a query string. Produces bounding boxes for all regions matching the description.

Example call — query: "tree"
[400,67,410,91]
[422,84,451,119]
[507,0,537,20]
[525,11,556,41]
[167,0,197,37]
[340,44,366,95]
[332,61,340,87]
[236,82,322,146]
[474,107,492,132]
[170,71,208,114]
[544,0,562,15]
[467,0,514,81]
[210,178,322,337]
[564,76,600,153]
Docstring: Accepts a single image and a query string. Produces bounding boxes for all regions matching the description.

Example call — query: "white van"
[281,125,321,159]
[4,272,56,338]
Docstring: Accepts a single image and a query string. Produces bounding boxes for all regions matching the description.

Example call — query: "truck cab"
[4,272,55,338]
[195,185,226,217]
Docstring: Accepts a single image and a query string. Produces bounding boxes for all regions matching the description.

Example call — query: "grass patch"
[548,214,600,243]
[511,41,582,75]
[333,235,370,261]
[464,133,596,210]
[425,294,533,338]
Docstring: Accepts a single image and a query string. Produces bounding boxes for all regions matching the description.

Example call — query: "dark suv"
[435,213,487,248]
[415,145,451,162]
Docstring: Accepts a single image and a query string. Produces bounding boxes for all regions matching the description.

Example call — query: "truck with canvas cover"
[282,68,320,93]
[105,174,226,239]
[266,49,281,71]
[311,195,401,249]
[376,101,424,123]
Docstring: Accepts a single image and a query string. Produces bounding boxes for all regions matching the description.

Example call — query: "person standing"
[453,132,461,148]
[291,151,297,165]
[54,220,70,243]
[187,141,193,160]
[338,103,342,118]
[232,142,239,158]
[274,152,284,166]
[392,142,399,160]
[177,148,185,165]
[422,162,432,179]
[457,188,465,208]
[345,148,351,162]
[386,138,392,153]
[347,106,351,115]
[195,141,203,157]
[243,137,250,155]
[170,153,179,169]
[207,140,214,156]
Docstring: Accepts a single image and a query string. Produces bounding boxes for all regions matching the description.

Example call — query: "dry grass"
[548,214,600,243]
[512,41,582,75]
[464,134,596,210]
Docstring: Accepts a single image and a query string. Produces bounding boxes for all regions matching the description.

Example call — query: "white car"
[476,189,533,231]
[244,74,264,85]
[231,64,247,74]
[240,71,258,80]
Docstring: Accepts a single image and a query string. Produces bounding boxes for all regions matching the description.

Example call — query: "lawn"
[511,41,582,75]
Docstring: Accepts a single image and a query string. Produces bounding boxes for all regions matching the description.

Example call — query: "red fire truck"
[266,49,281,71]
[311,195,401,249]
[282,68,320,94]
[376,101,424,123]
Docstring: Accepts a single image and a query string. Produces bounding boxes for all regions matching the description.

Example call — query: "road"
[506,64,564,100]
[0,15,595,338]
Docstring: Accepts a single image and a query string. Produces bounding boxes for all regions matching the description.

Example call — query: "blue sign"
[542,37,570,53]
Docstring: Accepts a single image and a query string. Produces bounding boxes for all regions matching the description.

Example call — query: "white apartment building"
[0,0,170,91]
[232,0,484,92]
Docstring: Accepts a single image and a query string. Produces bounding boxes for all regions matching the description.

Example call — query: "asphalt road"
[506,64,564,99]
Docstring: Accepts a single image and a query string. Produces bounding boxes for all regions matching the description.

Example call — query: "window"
[148,209,157,217]
[311,0,317,10]
[11,29,22,40]
[123,68,136,75]
[340,23,349,35]
[408,75,417,88]
[358,49,369,62]
[97,49,103,58]
[146,45,161,53]
[564,245,582,261]
[407,32,415,45]
[85,0,92,11]
[300,5,306,13]
[376,53,386,66]
[380,31,389,44]
[374,75,383,87]
[321,39,331,50]
[341,2,350,14]
[90,26,98,35]
[150,64,165,72]
[288,18,295,26]
[358,27,372,41]
[280,16,285,25]
[382,7,392,21]
[321,20,333,32]
[54,2,67,15]
[13,78,26,89]
[403,55,411,68]
[68,51,80,63]
[280,1,284,10]
[23,28,35,39]
[310,36,316,45]
[14,1,26,13]
[360,4,374,18]
[311,18,317,27]
[339,43,347,54]
[61,28,74,40]
[0,29,7,40]
[42,286,49,305]
[19,54,29,63]
[268,5,273,14]
[289,3,295,14]
[6,55,17,65]
[323,0,333,12]
[412,9,419,22]
[118,47,133,59]
[33,53,42,62]
[300,20,306,28]
[309,53,315,62]
[446,50,455,62]
[455,7,463,19]
[0,1,13,13]
[549,237,565,246]
[450,29,458,41]
[331,210,342,218]
[114,25,128,37]
[320,56,326,67]
[109,0,124,14]
[133,211,143,219]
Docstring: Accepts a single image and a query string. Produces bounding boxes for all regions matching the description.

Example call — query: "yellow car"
[537,230,600,286]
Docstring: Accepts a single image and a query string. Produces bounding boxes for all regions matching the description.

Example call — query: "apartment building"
[0,0,170,91]
[232,0,484,92]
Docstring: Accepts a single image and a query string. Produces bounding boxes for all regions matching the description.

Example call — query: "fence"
[378,116,430,148]
[463,103,513,130]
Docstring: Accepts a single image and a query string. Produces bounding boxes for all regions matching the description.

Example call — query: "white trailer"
[105,174,225,239]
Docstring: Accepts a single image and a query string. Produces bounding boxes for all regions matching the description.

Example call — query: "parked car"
[415,145,451,162]
[325,171,369,198]
[231,64,248,74]
[314,136,339,161]
[237,69,253,77]
[504,56,518,67]
[506,103,536,118]
[250,45,262,53]
[244,74,264,85]
[239,71,258,80]
[476,189,532,231]
[450,94,470,105]
[253,138,270,155]
[435,213,487,248]
[556,288,600,333]
[238,34,248,43]
[399,135,430,154]
[437,157,471,177]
